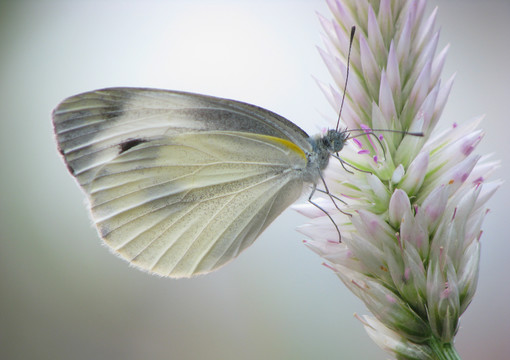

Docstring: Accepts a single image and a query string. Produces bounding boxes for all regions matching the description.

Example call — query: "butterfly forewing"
[53,88,309,277]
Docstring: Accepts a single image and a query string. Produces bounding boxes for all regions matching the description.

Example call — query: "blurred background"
[1,0,508,359]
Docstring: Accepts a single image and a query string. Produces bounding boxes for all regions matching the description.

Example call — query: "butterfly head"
[321,129,349,154]
[306,129,349,177]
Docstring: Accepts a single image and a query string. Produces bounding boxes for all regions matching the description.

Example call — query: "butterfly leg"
[308,182,342,242]
[316,171,352,217]
[332,154,373,174]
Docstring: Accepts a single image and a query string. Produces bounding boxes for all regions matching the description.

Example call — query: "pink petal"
[389,189,412,228]
[359,33,381,99]
[431,44,450,87]
[386,41,401,98]
[367,5,386,63]
[379,70,397,122]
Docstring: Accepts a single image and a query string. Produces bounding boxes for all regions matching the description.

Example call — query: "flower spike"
[299,0,501,358]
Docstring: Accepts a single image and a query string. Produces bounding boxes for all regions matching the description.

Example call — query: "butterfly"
[52,26,421,278]
[52,87,351,278]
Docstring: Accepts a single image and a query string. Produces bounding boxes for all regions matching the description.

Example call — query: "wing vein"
[195,176,285,273]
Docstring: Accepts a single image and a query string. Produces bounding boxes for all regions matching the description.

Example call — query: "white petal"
[388,189,411,228]
[359,33,382,100]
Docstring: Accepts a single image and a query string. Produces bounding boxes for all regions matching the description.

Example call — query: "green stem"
[428,337,461,360]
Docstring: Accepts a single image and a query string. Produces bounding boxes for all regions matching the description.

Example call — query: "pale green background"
[1,1,508,359]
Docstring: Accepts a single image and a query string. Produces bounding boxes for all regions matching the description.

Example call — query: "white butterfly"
[53,87,348,278]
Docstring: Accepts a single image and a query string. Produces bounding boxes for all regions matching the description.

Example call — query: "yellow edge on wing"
[249,134,307,161]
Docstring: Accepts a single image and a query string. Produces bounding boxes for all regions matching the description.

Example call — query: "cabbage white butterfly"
[52,27,419,278]
[52,87,350,278]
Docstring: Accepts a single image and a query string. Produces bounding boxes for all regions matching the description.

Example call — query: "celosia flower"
[297,0,501,358]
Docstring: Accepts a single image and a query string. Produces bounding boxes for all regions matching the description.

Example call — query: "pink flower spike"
[307,0,500,355]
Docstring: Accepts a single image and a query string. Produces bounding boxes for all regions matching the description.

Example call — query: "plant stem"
[428,337,461,360]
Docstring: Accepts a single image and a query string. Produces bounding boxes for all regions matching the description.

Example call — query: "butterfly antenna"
[335,26,356,132]
[347,128,424,137]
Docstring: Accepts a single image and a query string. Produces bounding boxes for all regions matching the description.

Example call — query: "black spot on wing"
[119,138,148,154]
